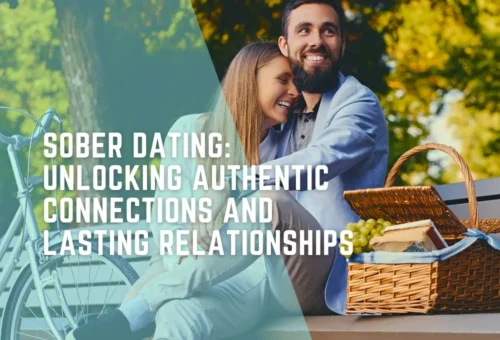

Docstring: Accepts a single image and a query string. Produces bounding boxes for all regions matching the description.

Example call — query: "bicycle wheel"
[2,240,139,340]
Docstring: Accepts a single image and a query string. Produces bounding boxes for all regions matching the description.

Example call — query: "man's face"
[279,3,345,93]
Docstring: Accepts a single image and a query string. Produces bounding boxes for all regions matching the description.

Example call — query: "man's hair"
[281,0,346,38]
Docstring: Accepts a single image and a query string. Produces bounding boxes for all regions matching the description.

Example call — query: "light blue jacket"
[268,72,389,313]
[263,72,389,233]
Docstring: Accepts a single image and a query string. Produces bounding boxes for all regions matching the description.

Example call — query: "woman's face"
[257,55,299,129]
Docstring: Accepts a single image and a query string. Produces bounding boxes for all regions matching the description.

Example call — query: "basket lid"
[343,186,467,239]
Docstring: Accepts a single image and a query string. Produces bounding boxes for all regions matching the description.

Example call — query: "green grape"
[354,247,363,255]
[365,244,374,252]
[370,228,379,236]
[359,227,370,236]
[377,218,385,224]
[379,230,384,236]
[372,232,381,238]
[357,219,366,227]
[366,218,376,225]
[353,232,360,239]
[358,236,368,247]
[367,235,372,242]
[352,238,360,247]
[346,223,358,232]
[348,232,355,239]
[383,221,392,227]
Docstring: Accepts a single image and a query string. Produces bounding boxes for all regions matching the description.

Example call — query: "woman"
[129,40,298,301]
[68,41,299,340]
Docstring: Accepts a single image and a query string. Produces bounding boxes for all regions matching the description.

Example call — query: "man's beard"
[290,50,341,93]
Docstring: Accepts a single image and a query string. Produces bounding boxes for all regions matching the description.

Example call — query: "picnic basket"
[343,143,500,314]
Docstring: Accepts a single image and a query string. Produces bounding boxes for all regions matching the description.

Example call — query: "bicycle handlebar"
[0,108,60,150]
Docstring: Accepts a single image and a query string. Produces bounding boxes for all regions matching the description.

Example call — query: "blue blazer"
[269,73,389,313]
[232,73,388,312]
[267,72,389,233]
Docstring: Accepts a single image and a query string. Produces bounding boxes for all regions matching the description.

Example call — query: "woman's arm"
[148,115,200,269]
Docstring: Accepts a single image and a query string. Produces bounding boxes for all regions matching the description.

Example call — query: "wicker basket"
[343,143,500,314]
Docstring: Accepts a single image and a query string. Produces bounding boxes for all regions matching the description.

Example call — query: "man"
[270,0,388,232]
[67,1,388,339]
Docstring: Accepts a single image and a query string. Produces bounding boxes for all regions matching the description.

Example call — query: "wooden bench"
[253,313,500,340]
[1,177,499,339]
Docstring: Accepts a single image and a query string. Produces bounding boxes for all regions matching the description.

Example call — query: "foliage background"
[0,0,498,232]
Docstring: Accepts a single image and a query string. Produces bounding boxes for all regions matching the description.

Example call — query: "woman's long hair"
[199,41,282,170]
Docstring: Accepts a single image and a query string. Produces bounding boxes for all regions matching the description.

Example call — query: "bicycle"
[0,107,139,340]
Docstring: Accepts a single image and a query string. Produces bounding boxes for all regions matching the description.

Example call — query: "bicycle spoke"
[97,268,115,317]
[68,255,84,312]
[44,291,63,321]
[44,292,68,337]
[74,255,88,325]
[26,306,40,319]
[84,260,103,323]
[100,279,122,312]
[23,307,56,339]
[16,331,53,340]
[76,255,94,323]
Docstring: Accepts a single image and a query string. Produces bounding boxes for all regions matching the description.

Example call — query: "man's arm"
[236,90,384,191]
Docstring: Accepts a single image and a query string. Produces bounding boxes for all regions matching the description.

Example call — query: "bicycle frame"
[0,143,77,340]
[0,207,25,294]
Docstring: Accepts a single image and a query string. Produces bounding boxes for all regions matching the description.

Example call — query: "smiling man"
[265,0,388,235]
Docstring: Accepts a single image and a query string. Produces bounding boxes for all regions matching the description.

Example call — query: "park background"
[0,0,499,233]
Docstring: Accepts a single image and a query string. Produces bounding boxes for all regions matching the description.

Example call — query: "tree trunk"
[53,0,109,220]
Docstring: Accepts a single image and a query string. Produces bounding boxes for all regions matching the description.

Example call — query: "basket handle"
[384,143,478,228]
